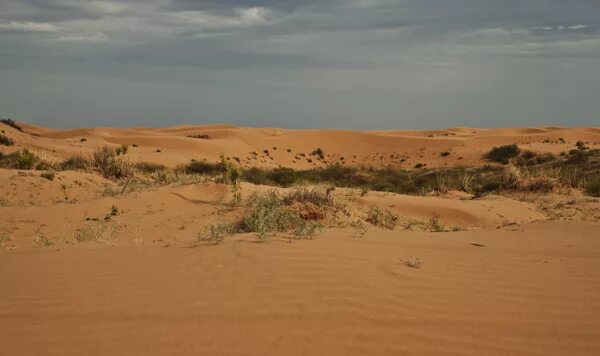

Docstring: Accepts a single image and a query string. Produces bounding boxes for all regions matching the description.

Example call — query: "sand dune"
[1,122,599,355]
[4,122,599,169]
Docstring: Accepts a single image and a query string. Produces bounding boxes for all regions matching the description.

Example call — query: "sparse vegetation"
[0,118,22,132]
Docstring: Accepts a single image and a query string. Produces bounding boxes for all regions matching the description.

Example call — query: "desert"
[1,119,599,355]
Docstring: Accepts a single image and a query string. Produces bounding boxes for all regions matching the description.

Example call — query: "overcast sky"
[1,0,599,129]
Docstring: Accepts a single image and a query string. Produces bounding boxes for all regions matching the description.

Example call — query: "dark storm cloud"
[1,0,599,128]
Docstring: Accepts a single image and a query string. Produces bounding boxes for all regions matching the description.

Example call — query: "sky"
[1,0,599,129]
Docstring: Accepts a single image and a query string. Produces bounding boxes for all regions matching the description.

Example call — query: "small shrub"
[0,149,41,170]
[80,138,87,142]
[184,159,224,175]
[414,163,424,169]
[110,205,119,216]
[428,214,445,232]
[310,148,325,160]
[404,257,423,269]
[0,134,13,146]
[575,141,588,150]
[59,155,89,171]
[585,178,600,197]
[479,180,501,194]
[365,207,398,230]
[188,134,211,139]
[485,144,520,164]
[91,146,132,179]
[115,144,129,156]
[243,190,325,241]
[440,151,450,157]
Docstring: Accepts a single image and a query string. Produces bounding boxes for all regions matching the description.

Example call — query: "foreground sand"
[1,220,599,356]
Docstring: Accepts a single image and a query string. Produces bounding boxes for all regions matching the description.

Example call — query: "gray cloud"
[1,0,599,128]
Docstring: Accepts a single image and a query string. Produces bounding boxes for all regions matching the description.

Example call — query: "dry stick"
[120,178,132,195]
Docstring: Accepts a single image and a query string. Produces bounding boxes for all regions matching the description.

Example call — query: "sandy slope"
[4,122,600,169]
[1,122,600,355]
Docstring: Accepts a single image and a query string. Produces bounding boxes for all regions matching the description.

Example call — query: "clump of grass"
[0,134,14,146]
[134,162,166,174]
[485,144,520,164]
[196,221,236,245]
[91,146,132,179]
[365,206,398,230]
[41,171,55,181]
[0,118,22,131]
